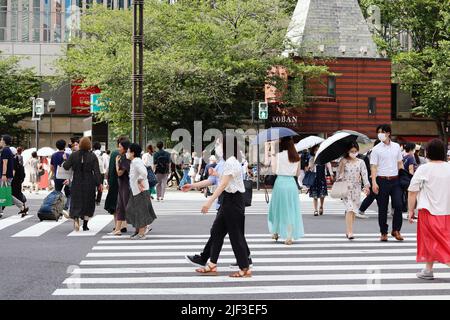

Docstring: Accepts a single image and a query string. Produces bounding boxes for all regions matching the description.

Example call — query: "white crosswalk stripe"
[0,195,381,237]
[52,233,450,299]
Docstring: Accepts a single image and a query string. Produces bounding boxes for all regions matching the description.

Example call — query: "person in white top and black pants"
[194,135,252,278]
[370,124,405,242]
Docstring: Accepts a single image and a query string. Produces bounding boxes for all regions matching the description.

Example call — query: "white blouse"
[408,162,450,215]
[129,158,150,196]
[276,151,299,176]
[221,157,245,193]
[142,152,154,167]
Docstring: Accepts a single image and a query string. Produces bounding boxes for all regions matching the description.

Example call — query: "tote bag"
[0,182,13,207]
[330,181,349,199]
[56,165,73,180]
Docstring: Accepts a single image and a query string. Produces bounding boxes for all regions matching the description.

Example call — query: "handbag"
[302,171,316,187]
[0,181,13,207]
[263,175,277,187]
[330,180,350,199]
[147,167,157,188]
[243,180,253,207]
[56,165,73,180]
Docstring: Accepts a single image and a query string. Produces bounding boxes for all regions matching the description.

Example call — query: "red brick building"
[266,0,392,139]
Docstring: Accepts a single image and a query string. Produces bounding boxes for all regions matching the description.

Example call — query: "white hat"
[10,147,17,155]
[209,155,217,162]
[415,145,421,151]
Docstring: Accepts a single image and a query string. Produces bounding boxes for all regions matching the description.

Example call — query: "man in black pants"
[181,146,252,269]
[370,124,405,241]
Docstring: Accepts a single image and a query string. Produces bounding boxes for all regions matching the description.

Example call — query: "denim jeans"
[179,168,191,187]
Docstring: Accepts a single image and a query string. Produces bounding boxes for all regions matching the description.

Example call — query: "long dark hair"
[280,137,300,163]
[345,141,360,159]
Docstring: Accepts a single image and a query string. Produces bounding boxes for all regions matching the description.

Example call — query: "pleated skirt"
[417,208,450,264]
[268,175,304,240]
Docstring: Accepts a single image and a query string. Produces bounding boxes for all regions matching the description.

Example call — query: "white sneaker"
[355,211,369,219]
[144,226,152,235]
[131,234,146,240]
[416,269,434,280]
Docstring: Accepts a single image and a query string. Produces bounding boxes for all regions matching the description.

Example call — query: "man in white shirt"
[93,142,106,206]
[370,124,405,242]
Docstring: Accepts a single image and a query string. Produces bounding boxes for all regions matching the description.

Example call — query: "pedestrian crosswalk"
[0,214,114,238]
[0,196,377,238]
[52,233,450,299]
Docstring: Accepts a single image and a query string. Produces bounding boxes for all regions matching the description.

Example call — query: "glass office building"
[0,0,133,43]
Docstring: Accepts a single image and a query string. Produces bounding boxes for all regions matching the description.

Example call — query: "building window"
[327,76,336,97]
[368,97,376,115]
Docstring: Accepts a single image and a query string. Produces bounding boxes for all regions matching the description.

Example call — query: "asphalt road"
[1,190,447,300]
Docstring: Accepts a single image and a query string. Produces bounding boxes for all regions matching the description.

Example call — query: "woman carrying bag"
[334,142,370,240]
[125,143,157,240]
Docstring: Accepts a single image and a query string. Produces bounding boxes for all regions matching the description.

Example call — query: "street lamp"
[132,0,144,146]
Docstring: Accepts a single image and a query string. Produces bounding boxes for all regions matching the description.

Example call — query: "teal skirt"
[268,175,304,240]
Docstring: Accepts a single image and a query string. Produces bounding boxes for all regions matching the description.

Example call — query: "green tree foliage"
[360,0,450,146]
[56,0,329,137]
[0,55,41,143]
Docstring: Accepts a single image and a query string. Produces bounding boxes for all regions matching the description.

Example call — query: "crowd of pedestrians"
[0,123,449,279]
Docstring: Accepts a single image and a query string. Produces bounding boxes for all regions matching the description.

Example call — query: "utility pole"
[132,0,144,145]
[252,100,260,190]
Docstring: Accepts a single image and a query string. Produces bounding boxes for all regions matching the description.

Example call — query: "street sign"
[35,98,45,116]
[258,102,268,120]
[90,93,109,113]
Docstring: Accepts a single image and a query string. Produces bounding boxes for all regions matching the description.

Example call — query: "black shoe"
[19,206,29,214]
[121,228,127,233]
[229,258,253,269]
[82,220,89,231]
[185,254,207,268]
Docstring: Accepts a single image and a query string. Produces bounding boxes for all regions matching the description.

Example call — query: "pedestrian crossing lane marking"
[68,215,114,237]
[62,273,450,284]
[0,215,32,231]
[54,233,450,299]
[12,217,68,237]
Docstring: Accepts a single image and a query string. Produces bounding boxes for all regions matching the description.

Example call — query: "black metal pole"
[132,1,137,143]
[257,119,260,190]
[138,0,144,147]
[35,120,39,149]
[132,0,144,145]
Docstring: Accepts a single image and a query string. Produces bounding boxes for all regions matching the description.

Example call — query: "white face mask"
[126,152,132,160]
[378,133,388,142]
[349,152,358,159]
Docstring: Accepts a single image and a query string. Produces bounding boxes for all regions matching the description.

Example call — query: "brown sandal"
[195,263,218,276]
[229,268,252,278]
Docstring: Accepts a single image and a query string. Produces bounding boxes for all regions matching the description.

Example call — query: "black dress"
[63,150,101,218]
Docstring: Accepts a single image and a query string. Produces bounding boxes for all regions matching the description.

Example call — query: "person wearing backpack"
[153,141,171,201]
[93,142,106,206]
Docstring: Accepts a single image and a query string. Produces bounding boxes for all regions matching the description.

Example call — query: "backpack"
[155,151,170,174]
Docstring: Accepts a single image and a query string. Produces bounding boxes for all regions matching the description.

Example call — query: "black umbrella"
[314,132,358,165]
[334,129,371,144]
